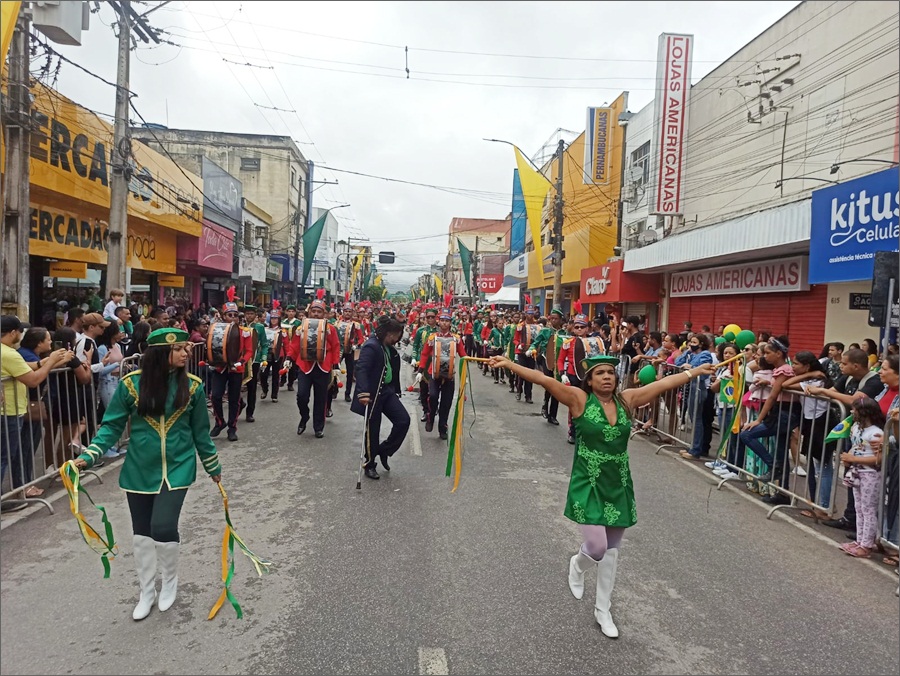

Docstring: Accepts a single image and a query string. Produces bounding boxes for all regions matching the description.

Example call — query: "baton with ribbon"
[59,460,118,578]
[208,481,273,620]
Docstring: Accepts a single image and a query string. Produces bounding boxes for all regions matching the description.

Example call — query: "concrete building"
[623,1,899,353]
[445,216,511,301]
[131,127,309,262]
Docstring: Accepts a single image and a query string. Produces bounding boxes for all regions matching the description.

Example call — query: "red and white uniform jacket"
[514,321,541,356]
[557,337,579,377]
[285,319,342,374]
[336,320,365,355]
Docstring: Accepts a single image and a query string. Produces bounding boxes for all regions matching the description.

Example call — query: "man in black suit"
[351,315,410,480]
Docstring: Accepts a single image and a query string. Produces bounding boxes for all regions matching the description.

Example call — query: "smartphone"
[52,341,63,351]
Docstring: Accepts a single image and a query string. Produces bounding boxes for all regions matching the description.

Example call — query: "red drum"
[207,322,240,366]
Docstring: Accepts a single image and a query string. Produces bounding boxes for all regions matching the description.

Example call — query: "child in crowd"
[102,288,125,320]
[839,398,885,558]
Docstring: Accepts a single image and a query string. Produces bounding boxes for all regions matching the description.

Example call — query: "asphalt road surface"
[2,360,898,675]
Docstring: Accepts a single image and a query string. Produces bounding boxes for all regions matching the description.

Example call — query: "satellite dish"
[638,229,659,245]
[628,166,645,183]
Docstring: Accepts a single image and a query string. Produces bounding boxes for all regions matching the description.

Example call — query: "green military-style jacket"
[78,370,221,493]
[502,324,516,359]
[412,324,437,362]
[250,321,269,363]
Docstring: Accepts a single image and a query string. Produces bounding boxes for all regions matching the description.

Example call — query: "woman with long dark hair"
[351,315,410,480]
[73,328,222,621]
[490,351,714,638]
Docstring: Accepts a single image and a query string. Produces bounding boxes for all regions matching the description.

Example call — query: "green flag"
[301,212,329,285]
[457,237,473,297]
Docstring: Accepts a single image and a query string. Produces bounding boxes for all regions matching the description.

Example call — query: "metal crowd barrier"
[878,414,899,556]
[634,362,847,519]
[1,365,104,514]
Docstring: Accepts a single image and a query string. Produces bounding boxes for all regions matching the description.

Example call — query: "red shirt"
[419,332,467,378]
[879,386,899,418]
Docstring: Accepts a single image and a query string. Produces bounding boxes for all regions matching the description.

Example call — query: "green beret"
[581,355,621,375]
[243,305,257,312]
[285,305,296,310]
[550,306,564,318]
[147,327,190,347]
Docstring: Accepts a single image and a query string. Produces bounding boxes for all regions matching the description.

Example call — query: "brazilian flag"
[718,376,736,406]
[825,416,852,442]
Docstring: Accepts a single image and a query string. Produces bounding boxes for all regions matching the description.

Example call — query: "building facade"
[445,216,511,301]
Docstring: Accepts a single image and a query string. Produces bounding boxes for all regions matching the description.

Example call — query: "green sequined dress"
[564,393,637,527]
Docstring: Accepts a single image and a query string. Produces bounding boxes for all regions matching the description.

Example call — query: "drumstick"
[463,357,491,363]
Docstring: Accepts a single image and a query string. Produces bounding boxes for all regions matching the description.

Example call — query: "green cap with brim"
[147,327,190,347]
[580,355,621,376]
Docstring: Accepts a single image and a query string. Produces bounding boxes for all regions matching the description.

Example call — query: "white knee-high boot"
[567,548,600,600]
[156,541,180,612]
[594,548,619,638]
[132,535,158,621]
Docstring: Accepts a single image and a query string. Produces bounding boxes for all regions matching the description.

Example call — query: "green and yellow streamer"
[59,460,117,578]
[208,482,273,620]
[445,357,487,492]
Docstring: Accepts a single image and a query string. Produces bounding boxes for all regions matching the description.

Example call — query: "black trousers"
[343,351,356,393]
[245,362,261,417]
[261,358,282,400]
[428,376,456,433]
[516,354,535,398]
[210,369,244,430]
[541,376,560,419]
[127,484,188,543]
[364,392,411,469]
[419,377,430,411]
[296,367,331,433]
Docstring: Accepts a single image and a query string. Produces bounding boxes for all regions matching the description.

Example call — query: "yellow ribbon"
[59,461,118,578]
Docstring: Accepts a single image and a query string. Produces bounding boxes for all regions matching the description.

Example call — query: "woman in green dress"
[74,328,222,621]
[490,352,714,637]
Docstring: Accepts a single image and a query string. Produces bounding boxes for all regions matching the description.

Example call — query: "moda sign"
[669,257,808,297]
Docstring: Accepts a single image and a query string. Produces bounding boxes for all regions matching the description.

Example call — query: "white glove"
[411,359,418,369]
[526,348,536,358]
[562,374,570,386]
[415,372,423,385]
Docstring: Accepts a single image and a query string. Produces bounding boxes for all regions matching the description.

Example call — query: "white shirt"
[103,300,122,319]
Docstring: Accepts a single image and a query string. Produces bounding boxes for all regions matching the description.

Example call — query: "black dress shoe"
[439,430,448,440]
[246,415,255,423]
[425,419,434,433]
[365,467,380,480]
[210,424,225,438]
[420,413,428,423]
[287,385,294,391]
[761,494,790,506]
[314,430,324,438]
[380,455,391,471]
[541,405,548,417]
[227,428,238,442]
[525,396,533,404]
[260,391,267,400]
[297,422,307,435]
[271,397,278,403]
[515,393,522,401]
[823,517,856,531]
[326,409,334,418]
[547,416,560,425]
[345,393,351,402]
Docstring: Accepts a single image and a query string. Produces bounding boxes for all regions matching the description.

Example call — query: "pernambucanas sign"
[652,33,693,216]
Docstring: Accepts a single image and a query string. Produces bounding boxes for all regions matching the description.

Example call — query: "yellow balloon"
[723,324,741,338]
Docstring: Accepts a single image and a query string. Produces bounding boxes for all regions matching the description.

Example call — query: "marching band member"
[209,290,255,442]
[284,294,341,439]
[557,313,593,444]
[411,307,439,422]
[418,309,467,440]
[530,306,568,426]
[241,305,268,424]
[73,327,222,620]
[336,306,366,403]
[490,351,715,638]
[260,303,286,403]
[513,305,541,404]
[281,305,302,391]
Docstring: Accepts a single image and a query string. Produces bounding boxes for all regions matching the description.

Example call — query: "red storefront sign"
[579,259,660,304]
[477,274,502,294]
[177,219,234,273]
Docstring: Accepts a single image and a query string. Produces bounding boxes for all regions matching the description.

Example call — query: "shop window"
[630,141,650,190]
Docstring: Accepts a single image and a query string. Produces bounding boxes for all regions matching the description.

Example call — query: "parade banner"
[584,107,613,185]
[514,147,551,265]
[510,169,527,258]
[651,33,693,215]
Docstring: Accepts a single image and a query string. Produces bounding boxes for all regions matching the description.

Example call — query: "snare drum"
[207,322,241,366]
[299,318,327,363]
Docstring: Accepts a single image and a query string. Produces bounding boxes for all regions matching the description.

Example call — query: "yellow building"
[526,93,627,314]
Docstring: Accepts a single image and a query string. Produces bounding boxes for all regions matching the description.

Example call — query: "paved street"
[2,361,898,676]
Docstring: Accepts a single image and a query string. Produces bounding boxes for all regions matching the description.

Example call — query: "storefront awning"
[623,199,810,273]
[485,285,521,304]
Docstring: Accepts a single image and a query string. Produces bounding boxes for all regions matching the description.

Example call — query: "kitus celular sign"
[652,33,693,216]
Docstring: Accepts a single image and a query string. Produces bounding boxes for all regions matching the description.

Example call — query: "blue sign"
[809,167,899,284]
[510,169,526,259]
[269,254,300,283]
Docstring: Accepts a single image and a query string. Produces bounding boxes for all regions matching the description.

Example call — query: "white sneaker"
[792,467,808,477]
[712,467,731,476]
[704,460,718,469]
[718,471,739,480]
[103,448,121,459]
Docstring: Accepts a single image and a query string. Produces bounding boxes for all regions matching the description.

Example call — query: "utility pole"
[1,14,31,319]
[107,0,132,300]
[551,138,565,312]
[295,160,314,305]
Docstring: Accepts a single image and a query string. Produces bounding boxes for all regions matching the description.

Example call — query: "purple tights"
[580,525,626,560]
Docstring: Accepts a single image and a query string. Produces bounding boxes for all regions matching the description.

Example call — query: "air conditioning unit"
[621,184,637,203]
[638,229,659,246]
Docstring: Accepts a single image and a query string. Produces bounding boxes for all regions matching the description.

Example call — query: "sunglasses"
[225,313,238,318]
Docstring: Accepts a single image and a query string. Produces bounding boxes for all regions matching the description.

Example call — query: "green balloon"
[715,336,726,346]
[724,331,736,341]
[638,364,657,386]
[735,329,756,349]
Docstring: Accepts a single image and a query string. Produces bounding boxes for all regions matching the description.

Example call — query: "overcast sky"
[50,0,800,291]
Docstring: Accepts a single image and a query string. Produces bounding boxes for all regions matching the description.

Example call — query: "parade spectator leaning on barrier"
[737,336,798,505]
[675,332,715,460]
[1,316,72,508]
[806,348,883,532]
[46,327,95,469]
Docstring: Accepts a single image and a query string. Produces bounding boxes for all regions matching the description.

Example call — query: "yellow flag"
[374,274,383,287]
[433,274,443,297]
[1,2,20,68]
[514,147,552,264]
[419,287,426,297]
